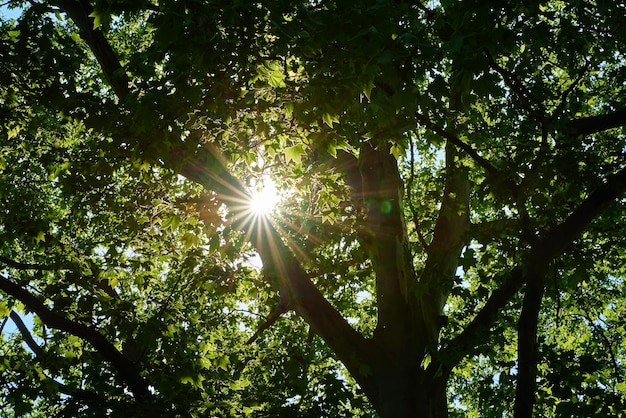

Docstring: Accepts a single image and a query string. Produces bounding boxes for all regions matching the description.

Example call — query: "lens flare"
[249,179,279,216]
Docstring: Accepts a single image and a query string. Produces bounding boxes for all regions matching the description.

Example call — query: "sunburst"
[249,178,279,216]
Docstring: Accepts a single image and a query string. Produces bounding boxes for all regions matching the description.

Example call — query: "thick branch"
[9,311,106,402]
[535,165,626,260]
[176,148,376,390]
[565,109,626,137]
[357,143,416,349]
[55,0,130,99]
[246,302,288,345]
[247,218,377,396]
[0,255,56,271]
[169,136,249,204]
[514,268,548,418]
[440,267,524,367]
[417,141,470,345]
[0,274,149,399]
[442,165,626,367]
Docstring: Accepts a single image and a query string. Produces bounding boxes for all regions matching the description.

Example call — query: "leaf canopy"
[1,0,625,416]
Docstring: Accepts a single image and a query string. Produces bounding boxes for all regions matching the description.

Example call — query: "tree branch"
[357,143,417,348]
[9,310,44,357]
[55,0,130,99]
[565,109,626,138]
[246,218,377,395]
[246,301,289,345]
[483,49,547,125]
[535,165,626,260]
[0,274,149,399]
[468,218,520,244]
[407,139,430,250]
[440,267,525,367]
[416,113,500,176]
[442,165,626,368]
[8,311,106,402]
[514,268,548,418]
[417,140,470,345]
[551,63,589,122]
[0,255,56,271]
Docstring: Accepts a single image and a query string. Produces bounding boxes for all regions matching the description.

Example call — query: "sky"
[0,3,23,20]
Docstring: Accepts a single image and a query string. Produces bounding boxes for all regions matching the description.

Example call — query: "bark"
[566,109,626,137]
[514,265,548,418]
[373,366,450,418]
[357,143,417,349]
[55,0,130,99]
[417,141,470,346]
[9,310,45,357]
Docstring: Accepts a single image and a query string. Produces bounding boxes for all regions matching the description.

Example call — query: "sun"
[249,179,279,216]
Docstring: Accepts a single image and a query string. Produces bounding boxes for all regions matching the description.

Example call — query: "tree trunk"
[371,363,449,418]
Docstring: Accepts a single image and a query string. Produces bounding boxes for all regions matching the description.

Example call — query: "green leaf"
[217,355,230,371]
[284,143,305,164]
[362,79,375,101]
[162,215,182,230]
[34,231,46,243]
[88,11,102,30]
[181,232,199,249]
[7,30,20,41]
[0,301,9,318]
[322,113,339,127]
[390,143,405,159]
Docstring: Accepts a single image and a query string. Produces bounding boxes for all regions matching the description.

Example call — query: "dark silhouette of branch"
[55,0,130,99]
[0,274,149,399]
[483,49,547,125]
[0,255,56,271]
[246,304,287,345]
[468,219,519,243]
[566,109,626,137]
[9,311,45,357]
[407,139,430,251]
[442,165,626,368]
[418,140,470,344]
[416,113,500,176]
[8,311,106,402]
[514,269,548,418]
[551,63,589,121]
[572,312,621,382]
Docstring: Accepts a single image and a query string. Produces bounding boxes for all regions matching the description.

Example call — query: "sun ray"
[249,179,279,216]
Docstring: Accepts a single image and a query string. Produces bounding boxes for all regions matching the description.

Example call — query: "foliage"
[1,0,625,416]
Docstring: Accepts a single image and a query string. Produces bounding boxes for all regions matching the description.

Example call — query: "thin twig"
[483,49,547,125]
[416,113,500,176]
[406,138,430,251]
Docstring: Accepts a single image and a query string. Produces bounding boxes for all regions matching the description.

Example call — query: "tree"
[1,0,625,416]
